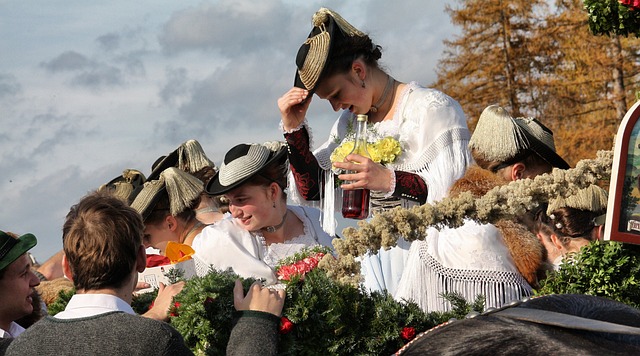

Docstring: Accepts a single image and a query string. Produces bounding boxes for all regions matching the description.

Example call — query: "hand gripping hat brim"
[0,230,37,271]
[205,143,287,196]
[293,8,363,94]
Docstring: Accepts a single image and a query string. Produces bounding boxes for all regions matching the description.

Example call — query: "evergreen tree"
[434,0,549,128]
[435,0,640,165]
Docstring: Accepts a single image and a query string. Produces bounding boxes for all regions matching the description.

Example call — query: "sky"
[0,0,458,262]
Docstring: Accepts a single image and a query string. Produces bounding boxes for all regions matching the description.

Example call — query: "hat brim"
[130,183,168,222]
[292,16,340,96]
[205,146,287,196]
[522,129,570,169]
[0,233,37,271]
[147,149,179,182]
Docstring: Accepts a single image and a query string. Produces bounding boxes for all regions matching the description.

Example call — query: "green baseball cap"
[0,230,37,271]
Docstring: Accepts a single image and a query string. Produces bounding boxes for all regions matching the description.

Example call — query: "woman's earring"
[361,81,366,88]
[273,202,276,208]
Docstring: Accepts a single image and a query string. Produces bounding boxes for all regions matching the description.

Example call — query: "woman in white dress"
[278,8,472,295]
[191,142,334,285]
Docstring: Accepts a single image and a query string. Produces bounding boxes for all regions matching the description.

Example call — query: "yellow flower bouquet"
[330,136,402,165]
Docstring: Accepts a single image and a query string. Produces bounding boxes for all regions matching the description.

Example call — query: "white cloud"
[0,0,455,261]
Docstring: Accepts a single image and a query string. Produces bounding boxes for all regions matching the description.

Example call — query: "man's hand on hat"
[279,87,311,131]
[334,154,393,193]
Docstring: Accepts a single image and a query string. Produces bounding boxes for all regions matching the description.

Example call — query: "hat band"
[491,150,533,173]
[298,25,330,90]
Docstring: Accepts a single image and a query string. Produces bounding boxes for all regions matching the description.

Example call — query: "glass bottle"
[341,114,371,219]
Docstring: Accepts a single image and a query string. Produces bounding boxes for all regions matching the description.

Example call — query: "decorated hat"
[294,7,365,93]
[0,230,37,271]
[147,139,216,181]
[547,185,608,216]
[469,105,570,170]
[98,169,146,204]
[206,141,287,196]
[131,167,204,221]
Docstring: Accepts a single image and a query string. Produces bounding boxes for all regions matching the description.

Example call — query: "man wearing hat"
[0,230,40,339]
[395,105,570,313]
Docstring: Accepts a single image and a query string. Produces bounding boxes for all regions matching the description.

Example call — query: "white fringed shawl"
[288,82,473,236]
[395,221,533,312]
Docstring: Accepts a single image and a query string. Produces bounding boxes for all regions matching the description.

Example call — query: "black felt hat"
[293,8,365,94]
[205,142,287,196]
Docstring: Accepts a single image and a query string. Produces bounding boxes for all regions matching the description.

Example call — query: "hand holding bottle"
[334,155,393,193]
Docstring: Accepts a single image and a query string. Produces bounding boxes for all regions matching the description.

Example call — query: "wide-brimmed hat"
[0,230,37,271]
[147,139,216,181]
[293,8,365,94]
[98,169,146,204]
[131,167,204,221]
[470,105,570,170]
[206,142,287,196]
[547,185,608,215]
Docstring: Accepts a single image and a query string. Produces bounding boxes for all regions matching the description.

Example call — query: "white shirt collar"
[0,321,25,338]
[54,294,135,319]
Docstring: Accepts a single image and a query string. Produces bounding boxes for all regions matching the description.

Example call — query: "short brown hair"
[62,191,143,291]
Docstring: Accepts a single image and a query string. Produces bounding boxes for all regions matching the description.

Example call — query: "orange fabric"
[165,241,195,263]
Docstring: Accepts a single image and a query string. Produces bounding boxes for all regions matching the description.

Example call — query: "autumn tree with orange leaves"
[434,0,640,165]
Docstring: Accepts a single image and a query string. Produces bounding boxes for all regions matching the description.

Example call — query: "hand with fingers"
[334,154,394,193]
[233,280,286,317]
[278,87,312,131]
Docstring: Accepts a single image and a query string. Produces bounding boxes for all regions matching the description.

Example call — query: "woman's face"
[143,219,179,252]
[315,69,370,114]
[225,184,278,231]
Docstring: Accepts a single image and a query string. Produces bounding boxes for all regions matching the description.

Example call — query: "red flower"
[276,253,325,281]
[400,327,416,341]
[170,302,181,317]
[279,316,294,334]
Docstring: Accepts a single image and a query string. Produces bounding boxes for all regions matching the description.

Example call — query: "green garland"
[536,241,640,308]
[169,265,482,355]
[584,0,640,37]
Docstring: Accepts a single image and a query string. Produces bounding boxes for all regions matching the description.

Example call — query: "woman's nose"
[230,205,242,218]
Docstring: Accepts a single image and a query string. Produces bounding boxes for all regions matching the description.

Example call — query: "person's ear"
[352,59,366,81]
[61,254,74,282]
[135,244,146,273]
[165,215,178,232]
[549,234,565,253]
[269,182,280,201]
[593,225,604,241]
[510,162,526,181]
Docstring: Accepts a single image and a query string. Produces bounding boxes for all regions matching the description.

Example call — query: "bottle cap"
[356,114,368,122]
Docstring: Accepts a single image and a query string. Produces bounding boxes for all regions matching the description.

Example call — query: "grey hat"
[148,139,216,181]
[205,142,287,196]
[98,169,146,204]
[470,105,570,171]
[131,167,204,221]
[547,185,608,215]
